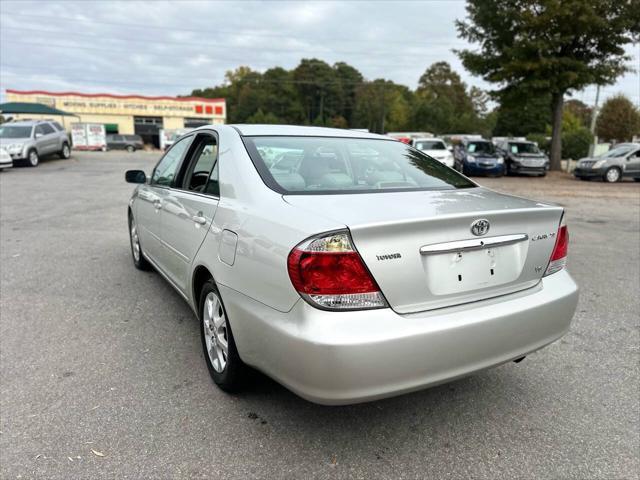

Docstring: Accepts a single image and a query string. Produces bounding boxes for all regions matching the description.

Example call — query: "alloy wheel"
[130,218,141,262]
[29,150,39,166]
[203,292,228,373]
[605,168,620,183]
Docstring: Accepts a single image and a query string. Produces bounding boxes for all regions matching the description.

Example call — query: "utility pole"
[379,83,386,134]
[587,84,600,158]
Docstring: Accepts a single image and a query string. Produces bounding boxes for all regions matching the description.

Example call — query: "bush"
[562,127,593,160]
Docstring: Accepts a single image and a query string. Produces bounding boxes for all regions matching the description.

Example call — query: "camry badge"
[470,219,490,237]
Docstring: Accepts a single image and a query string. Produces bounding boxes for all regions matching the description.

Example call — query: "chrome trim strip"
[420,233,529,255]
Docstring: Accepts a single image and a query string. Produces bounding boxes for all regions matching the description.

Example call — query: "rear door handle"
[153,200,162,210]
[192,213,207,225]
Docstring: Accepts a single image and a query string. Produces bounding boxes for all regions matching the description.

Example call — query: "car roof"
[414,137,445,142]
[3,120,40,126]
[229,124,388,140]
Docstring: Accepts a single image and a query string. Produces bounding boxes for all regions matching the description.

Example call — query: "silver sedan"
[125,125,578,405]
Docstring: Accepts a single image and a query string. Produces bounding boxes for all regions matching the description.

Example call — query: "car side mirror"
[447,145,453,152]
[125,170,147,184]
[35,132,43,139]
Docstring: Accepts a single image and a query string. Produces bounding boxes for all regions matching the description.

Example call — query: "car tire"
[25,149,39,167]
[603,167,621,183]
[200,279,247,392]
[59,142,71,159]
[633,178,640,182]
[128,212,151,270]
[126,145,135,153]
[578,176,590,181]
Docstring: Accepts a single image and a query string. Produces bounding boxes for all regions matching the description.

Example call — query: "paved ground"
[1,152,639,480]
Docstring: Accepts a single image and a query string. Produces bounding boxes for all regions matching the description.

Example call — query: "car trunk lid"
[284,187,563,313]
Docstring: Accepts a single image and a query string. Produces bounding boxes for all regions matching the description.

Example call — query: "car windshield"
[602,146,634,158]
[467,142,494,154]
[414,140,446,151]
[0,126,32,139]
[509,142,539,154]
[243,136,475,194]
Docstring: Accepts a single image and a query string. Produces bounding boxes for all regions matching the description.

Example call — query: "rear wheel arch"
[192,265,214,310]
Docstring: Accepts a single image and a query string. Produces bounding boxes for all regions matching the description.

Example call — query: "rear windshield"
[243,136,475,194]
[414,140,446,151]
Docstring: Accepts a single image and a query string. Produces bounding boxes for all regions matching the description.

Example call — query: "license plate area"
[423,243,527,296]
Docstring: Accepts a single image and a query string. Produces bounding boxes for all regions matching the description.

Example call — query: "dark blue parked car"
[454,138,505,177]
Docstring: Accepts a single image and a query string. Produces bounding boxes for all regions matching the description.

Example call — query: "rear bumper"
[221,270,579,405]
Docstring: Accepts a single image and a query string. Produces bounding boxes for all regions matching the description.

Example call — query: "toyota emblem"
[470,219,490,236]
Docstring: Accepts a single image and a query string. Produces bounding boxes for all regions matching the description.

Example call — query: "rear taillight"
[287,231,387,310]
[544,218,569,276]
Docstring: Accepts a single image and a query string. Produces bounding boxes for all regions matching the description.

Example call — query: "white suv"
[0,120,71,167]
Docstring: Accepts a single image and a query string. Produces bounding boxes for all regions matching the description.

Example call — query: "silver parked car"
[125,125,578,405]
[573,144,640,182]
[495,139,549,176]
[0,120,71,167]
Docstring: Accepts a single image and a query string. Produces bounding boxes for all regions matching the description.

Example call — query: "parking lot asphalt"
[1,151,639,480]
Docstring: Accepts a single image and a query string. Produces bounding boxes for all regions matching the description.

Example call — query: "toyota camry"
[125,125,578,405]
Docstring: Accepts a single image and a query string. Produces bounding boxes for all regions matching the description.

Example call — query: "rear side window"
[39,123,55,134]
[243,136,475,194]
[51,122,64,131]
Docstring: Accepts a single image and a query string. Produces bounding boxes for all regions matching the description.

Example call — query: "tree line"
[191,60,494,136]
[191,59,639,157]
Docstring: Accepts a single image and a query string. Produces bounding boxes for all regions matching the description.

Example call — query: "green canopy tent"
[0,102,76,117]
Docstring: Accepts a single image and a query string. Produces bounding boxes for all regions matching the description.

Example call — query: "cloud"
[0,0,637,107]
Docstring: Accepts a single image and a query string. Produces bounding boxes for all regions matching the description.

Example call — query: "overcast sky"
[1,0,638,108]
